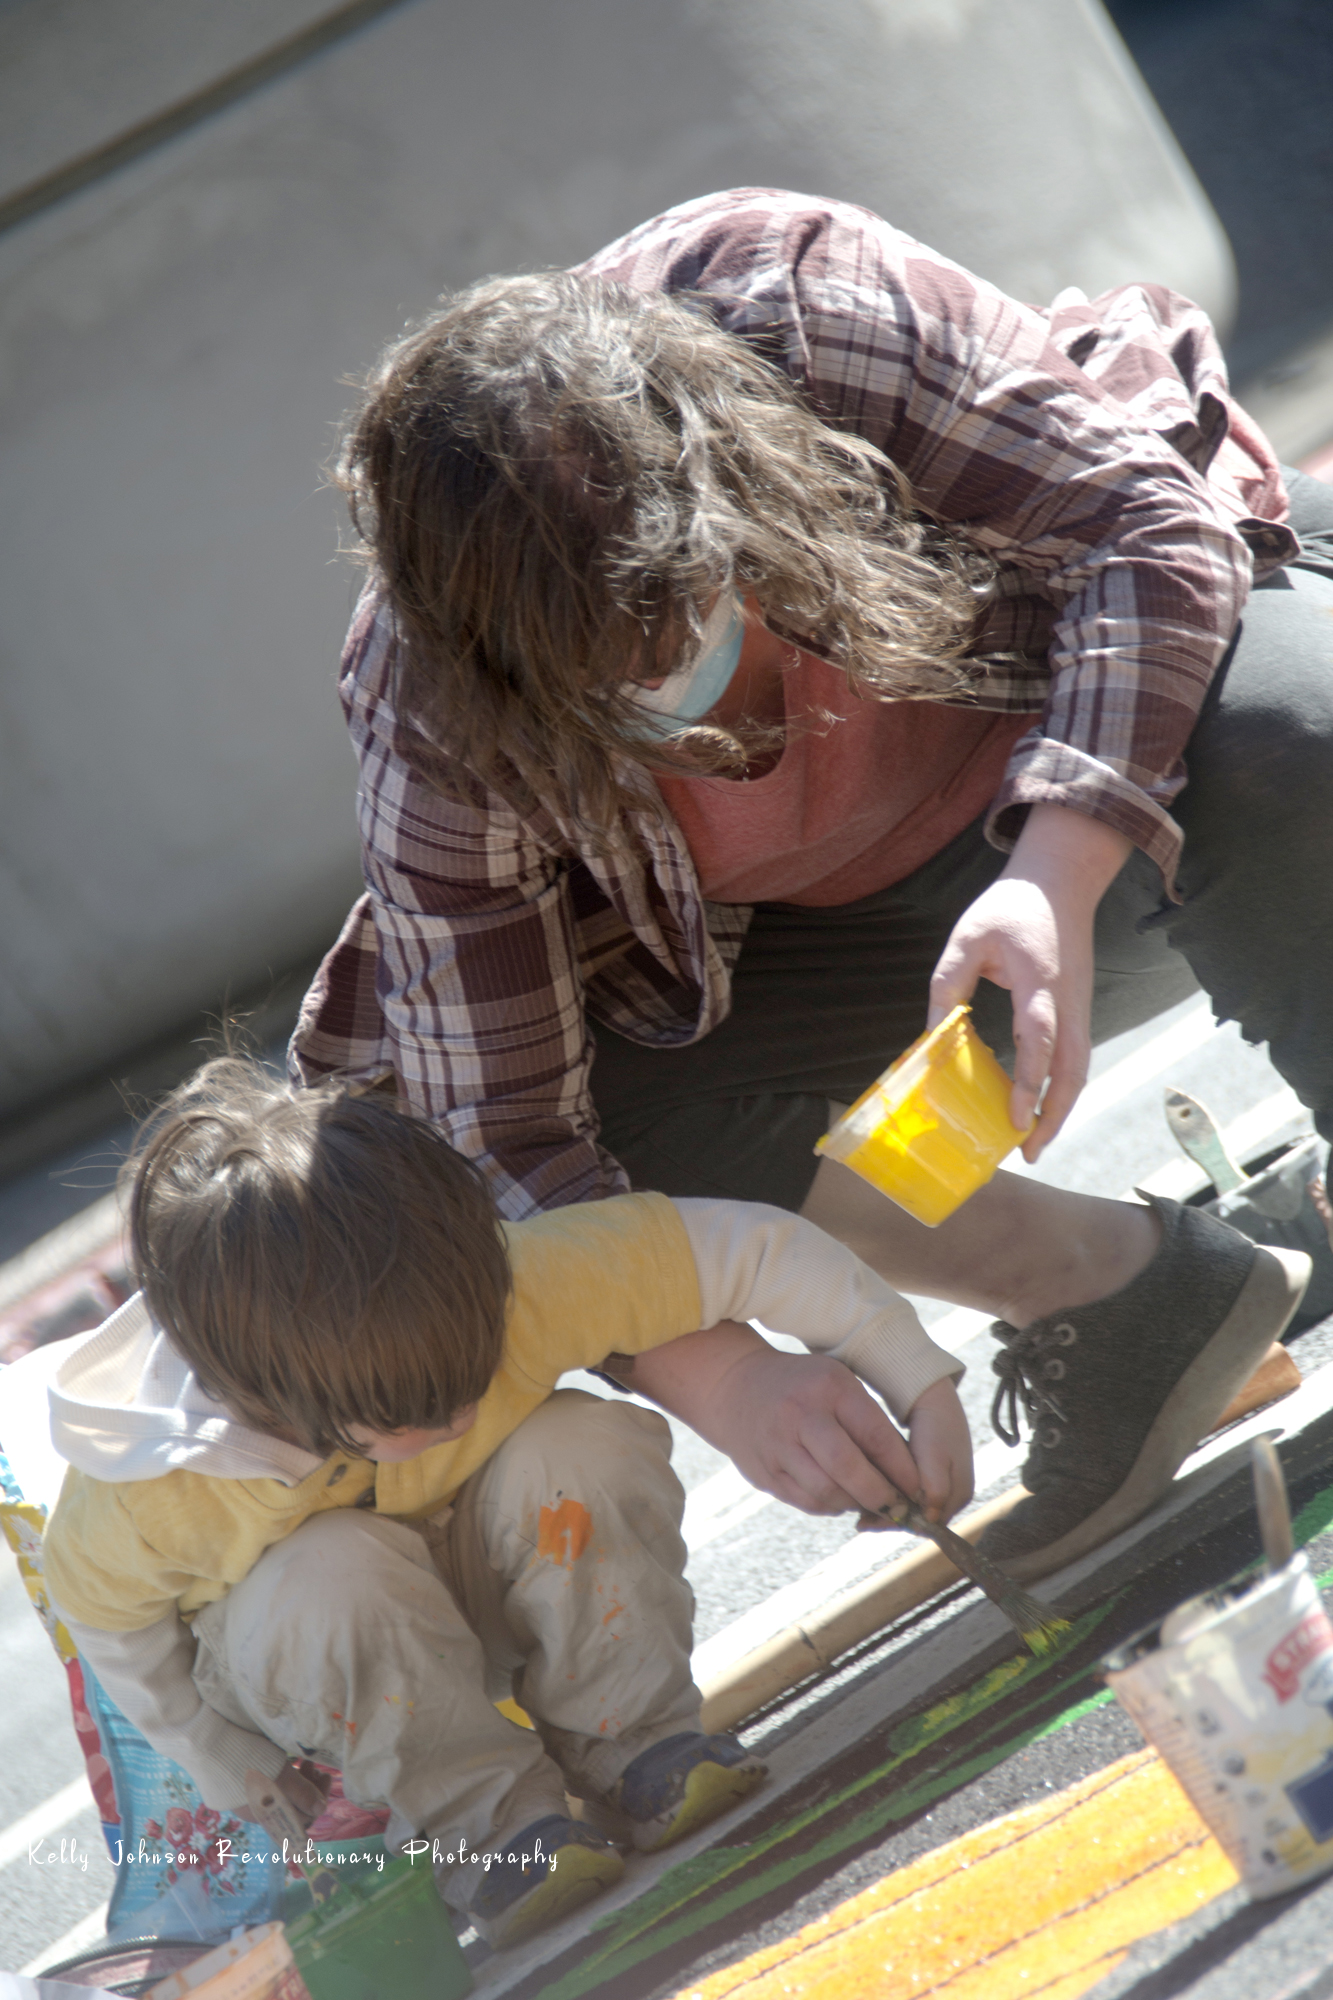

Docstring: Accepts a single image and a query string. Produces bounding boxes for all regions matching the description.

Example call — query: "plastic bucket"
[285,1853,472,2000]
[815,1005,1031,1226]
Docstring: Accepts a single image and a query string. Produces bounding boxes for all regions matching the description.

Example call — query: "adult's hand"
[705,1343,925,1516]
[928,803,1132,1159]
[622,1321,928,1517]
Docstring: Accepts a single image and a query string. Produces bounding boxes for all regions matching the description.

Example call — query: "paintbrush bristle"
[1016,1601,1073,1655]
[904,1508,1070,1657]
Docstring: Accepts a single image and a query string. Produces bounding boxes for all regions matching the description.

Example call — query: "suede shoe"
[458,1813,623,1949]
[977,1195,1310,1581]
[600,1732,767,1853]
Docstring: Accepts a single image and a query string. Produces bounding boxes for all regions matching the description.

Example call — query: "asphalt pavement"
[4,5,1333,1983]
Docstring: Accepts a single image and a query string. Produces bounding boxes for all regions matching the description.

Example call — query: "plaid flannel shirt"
[290,188,1298,1218]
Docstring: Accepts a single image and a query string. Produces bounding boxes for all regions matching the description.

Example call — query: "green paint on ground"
[1294,1480,1333,1552]
[524,1483,1333,1999]
[1028,1685,1116,1741]
[531,1601,1121,2000]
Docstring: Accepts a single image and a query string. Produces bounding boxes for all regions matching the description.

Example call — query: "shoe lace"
[989,1320,1076,1447]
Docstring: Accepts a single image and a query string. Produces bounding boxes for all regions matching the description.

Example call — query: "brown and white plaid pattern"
[290,188,1296,1218]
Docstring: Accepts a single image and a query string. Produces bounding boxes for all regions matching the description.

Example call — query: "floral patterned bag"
[1,1348,393,1945]
[0,1444,285,1939]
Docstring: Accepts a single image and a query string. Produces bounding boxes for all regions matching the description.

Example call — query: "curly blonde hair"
[337,271,989,830]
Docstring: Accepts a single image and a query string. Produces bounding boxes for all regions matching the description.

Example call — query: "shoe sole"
[995,1244,1311,1584]
[630,1755,768,1854]
[474,1844,624,1950]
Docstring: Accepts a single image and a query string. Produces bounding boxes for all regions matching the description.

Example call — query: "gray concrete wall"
[0,0,1235,1121]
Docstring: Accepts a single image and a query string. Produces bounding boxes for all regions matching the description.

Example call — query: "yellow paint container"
[815,1004,1031,1226]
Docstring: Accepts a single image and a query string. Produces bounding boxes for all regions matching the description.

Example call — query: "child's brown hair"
[126,1058,511,1455]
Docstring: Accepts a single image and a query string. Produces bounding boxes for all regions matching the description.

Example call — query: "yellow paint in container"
[815,1004,1032,1226]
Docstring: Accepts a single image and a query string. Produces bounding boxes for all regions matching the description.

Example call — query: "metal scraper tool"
[1164,1087,1248,1195]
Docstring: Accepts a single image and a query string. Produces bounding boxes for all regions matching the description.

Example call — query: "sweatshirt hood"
[48,1292,324,1485]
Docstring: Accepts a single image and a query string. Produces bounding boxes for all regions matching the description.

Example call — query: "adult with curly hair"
[293,188,1333,1575]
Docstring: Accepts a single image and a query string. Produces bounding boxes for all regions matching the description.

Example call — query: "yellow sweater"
[43,1192,699,1632]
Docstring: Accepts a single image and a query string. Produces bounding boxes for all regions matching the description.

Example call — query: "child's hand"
[905,1376,974,1523]
[706,1344,925,1517]
[243,1759,331,1841]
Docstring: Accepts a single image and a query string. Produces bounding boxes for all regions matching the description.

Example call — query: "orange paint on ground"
[538,1497,593,1567]
[673,1749,1237,2000]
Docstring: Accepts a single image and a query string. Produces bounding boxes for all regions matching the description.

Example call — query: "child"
[42,1058,969,1947]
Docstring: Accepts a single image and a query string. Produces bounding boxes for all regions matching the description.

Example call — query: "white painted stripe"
[692,1525,911,1682]
[683,1472,773,1552]
[0,1773,96,1872]
[19,1898,110,1978]
[915,1302,995,1355]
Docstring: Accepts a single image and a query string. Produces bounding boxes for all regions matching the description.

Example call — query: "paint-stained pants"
[190,1391,701,1860]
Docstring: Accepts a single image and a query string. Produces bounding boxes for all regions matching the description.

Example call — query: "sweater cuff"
[827,1314,963,1423]
[182,1708,290,1812]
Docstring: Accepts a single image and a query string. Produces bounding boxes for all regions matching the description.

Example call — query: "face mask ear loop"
[628,594,745,738]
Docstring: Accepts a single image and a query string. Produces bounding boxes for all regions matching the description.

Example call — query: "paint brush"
[896,1506,1072,1656]
[1251,1436,1295,1574]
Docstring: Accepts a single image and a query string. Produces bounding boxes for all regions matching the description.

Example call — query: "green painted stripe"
[1295,1480,1333,1550]
[528,1601,1122,2000]
[522,1479,1333,2000]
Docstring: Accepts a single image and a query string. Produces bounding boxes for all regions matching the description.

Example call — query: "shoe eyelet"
[1039,1424,1063,1449]
[1042,1357,1066,1381]
[1053,1323,1078,1346]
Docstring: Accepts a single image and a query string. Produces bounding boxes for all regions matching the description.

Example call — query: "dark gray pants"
[590,471,1333,1210]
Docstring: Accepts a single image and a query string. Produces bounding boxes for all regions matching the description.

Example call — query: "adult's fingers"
[926,931,983,1031]
[766,1389,917,1516]
[799,1385,921,1516]
[1007,978,1058,1138]
[1021,1011,1091,1157]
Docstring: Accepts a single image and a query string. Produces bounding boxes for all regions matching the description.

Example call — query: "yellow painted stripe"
[673,1749,1238,2000]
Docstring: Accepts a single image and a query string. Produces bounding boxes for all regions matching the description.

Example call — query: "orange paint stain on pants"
[673,1749,1238,2000]
[537,1497,593,1567]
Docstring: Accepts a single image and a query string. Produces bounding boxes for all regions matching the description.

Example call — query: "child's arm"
[57,1607,290,1809]
[668,1200,962,1416]
[43,1471,291,1810]
[616,1200,972,1521]
[618,1321,971,1523]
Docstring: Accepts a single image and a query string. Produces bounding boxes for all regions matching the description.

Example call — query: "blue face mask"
[628,594,745,739]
